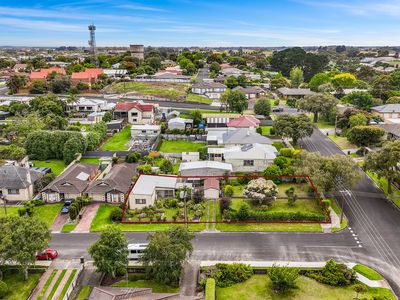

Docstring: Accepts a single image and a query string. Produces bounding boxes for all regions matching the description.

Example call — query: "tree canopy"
[253,98,271,116]
[274,114,313,145]
[298,93,338,123]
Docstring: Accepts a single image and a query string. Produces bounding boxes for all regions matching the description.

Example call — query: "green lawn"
[61,223,77,233]
[113,274,179,293]
[187,93,212,104]
[2,271,42,300]
[353,264,382,280]
[215,222,322,232]
[79,157,100,164]
[327,134,356,150]
[47,269,66,300]
[317,120,335,129]
[38,269,58,300]
[112,81,188,101]
[0,204,63,227]
[101,125,131,151]
[260,126,272,136]
[32,160,66,175]
[59,269,78,300]
[367,171,400,201]
[77,285,92,300]
[90,204,206,232]
[216,275,395,300]
[231,183,311,198]
[158,140,205,153]
[272,141,284,151]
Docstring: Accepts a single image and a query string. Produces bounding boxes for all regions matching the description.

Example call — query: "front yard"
[112,273,179,293]
[32,160,66,175]
[158,140,205,153]
[2,270,42,300]
[187,93,212,104]
[101,125,131,151]
[327,134,356,150]
[216,274,395,300]
[0,203,63,227]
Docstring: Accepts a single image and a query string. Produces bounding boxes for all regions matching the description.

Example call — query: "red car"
[36,249,58,260]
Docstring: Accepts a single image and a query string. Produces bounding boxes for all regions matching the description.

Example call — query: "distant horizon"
[1,0,400,47]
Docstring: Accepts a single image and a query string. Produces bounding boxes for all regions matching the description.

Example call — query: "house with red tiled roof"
[29,67,66,82]
[203,178,220,199]
[71,68,103,86]
[113,101,157,124]
[227,115,261,128]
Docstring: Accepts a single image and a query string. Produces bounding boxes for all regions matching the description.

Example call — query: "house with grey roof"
[41,163,99,202]
[191,82,227,99]
[277,87,315,98]
[378,124,400,140]
[86,163,136,203]
[0,164,44,202]
[371,104,400,121]
[232,86,266,99]
[179,161,232,177]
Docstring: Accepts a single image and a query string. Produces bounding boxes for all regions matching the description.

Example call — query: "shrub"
[321,199,331,209]
[110,207,123,222]
[227,209,327,222]
[198,147,208,160]
[286,97,297,108]
[279,148,296,158]
[268,265,299,293]
[125,152,141,163]
[270,127,275,135]
[219,197,231,215]
[236,203,251,220]
[223,185,234,197]
[116,266,127,276]
[205,278,215,300]
[305,259,356,286]
[274,99,280,106]
[0,281,8,298]
[209,263,253,287]
[69,205,78,220]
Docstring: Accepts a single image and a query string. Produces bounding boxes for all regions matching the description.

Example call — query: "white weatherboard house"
[208,143,278,172]
[179,161,233,177]
[128,175,178,209]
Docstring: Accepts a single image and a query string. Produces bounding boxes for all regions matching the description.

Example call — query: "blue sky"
[0,0,399,47]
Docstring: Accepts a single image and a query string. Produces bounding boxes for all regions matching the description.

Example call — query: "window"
[131,112,138,117]
[132,118,137,122]
[243,160,254,166]
[141,130,147,133]
[7,189,19,194]
[135,199,146,205]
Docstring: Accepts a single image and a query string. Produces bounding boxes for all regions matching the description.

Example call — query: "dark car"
[272,107,284,113]
[36,248,58,260]
[61,200,72,214]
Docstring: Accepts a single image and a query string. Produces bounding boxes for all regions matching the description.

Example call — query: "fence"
[161,134,207,142]
[62,265,84,300]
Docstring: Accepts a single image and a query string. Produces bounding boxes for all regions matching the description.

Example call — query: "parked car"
[36,248,58,260]
[272,107,284,112]
[61,200,72,214]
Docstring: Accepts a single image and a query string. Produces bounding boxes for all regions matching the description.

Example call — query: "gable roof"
[42,163,98,194]
[179,161,233,172]
[86,163,136,194]
[0,165,43,189]
[29,67,66,80]
[114,101,154,112]
[232,86,265,94]
[222,128,272,145]
[130,175,178,196]
[277,87,315,96]
[378,124,400,137]
[204,178,219,190]
[71,68,103,80]
[372,104,400,113]
[227,115,260,128]
[222,143,278,160]
[192,82,226,89]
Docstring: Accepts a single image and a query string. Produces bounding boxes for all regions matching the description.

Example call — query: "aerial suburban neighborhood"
[0,1,400,300]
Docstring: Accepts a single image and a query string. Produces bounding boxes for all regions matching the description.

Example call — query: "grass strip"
[47,269,67,300]
[37,269,58,300]
[353,264,382,280]
[58,269,77,300]
[77,285,92,300]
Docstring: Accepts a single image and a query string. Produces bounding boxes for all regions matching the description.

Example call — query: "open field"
[112,81,189,101]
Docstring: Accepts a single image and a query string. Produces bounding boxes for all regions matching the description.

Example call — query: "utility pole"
[180,184,188,229]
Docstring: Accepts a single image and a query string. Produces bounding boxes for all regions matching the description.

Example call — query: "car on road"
[36,248,58,260]
[272,107,284,113]
[128,243,148,260]
[61,200,72,214]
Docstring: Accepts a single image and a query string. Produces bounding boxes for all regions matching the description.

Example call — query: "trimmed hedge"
[227,209,327,222]
[205,278,215,300]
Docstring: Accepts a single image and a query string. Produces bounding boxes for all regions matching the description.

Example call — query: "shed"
[203,178,220,199]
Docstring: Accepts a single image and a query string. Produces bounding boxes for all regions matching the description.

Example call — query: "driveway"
[72,203,101,233]
[50,212,69,232]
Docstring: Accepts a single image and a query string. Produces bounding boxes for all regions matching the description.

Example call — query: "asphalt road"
[195,67,210,82]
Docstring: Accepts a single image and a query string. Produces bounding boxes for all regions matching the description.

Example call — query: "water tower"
[88,24,98,66]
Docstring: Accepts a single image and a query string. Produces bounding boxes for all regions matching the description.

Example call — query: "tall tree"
[308,73,331,92]
[342,91,380,111]
[140,226,194,286]
[88,226,128,278]
[6,75,27,94]
[347,126,385,151]
[274,114,313,145]
[290,67,304,88]
[0,217,50,280]
[225,90,248,114]
[331,73,357,90]
[253,98,271,116]
[365,140,400,195]
[298,93,338,123]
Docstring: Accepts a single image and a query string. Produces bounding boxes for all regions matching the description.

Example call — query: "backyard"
[101,125,131,151]
[158,140,205,153]
[111,81,189,101]
[216,274,395,300]
[0,203,63,227]
[32,160,66,175]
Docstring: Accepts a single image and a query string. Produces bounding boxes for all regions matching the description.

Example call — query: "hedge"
[205,278,215,300]
[227,210,327,222]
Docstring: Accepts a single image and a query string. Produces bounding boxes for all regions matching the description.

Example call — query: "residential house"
[203,178,220,199]
[191,82,227,100]
[168,117,193,130]
[86,163,136,203]
[13,63,28,72]
[179,161,232,177]
[220,67,261,80]
[71,68,103,86]
[67,97,115,114]
[103,69,128,78]
[113,102,157,125]
[41,163,99,202]
[29,67,66,82]
[208,143,278,172]
[131,124,161,139]
[106,119,124,134]
[128,175,179,209]
[277,87,315,98]
[227,115,260,128]
[0,164,44,202]
[207,127,272,146]
[378,124,400,140]
[371,104,400,121]
[232,86,266,99]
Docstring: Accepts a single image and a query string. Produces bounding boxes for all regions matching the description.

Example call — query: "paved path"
[53,269,73,300]
[50,213,68,233]
[29,268,55,300]
[180,261,200,296]
[72,203,100,233]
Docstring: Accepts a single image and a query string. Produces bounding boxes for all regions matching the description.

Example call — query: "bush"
[0,281,8,298]
[219,197,231,215]
[205,278,215,300]
[286,97,297,108]
[110,207,123,222]
[268,265,299,293]
[270,127,276,135]
[209,263,253,287]
[227,208,327,222]
[125,152,141,163]
[279,148,296,158]
[69,205,78,220]
[305,259,356,286]
[223,185,234,197]
[198,147,208,160]
[116,266,127,276]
